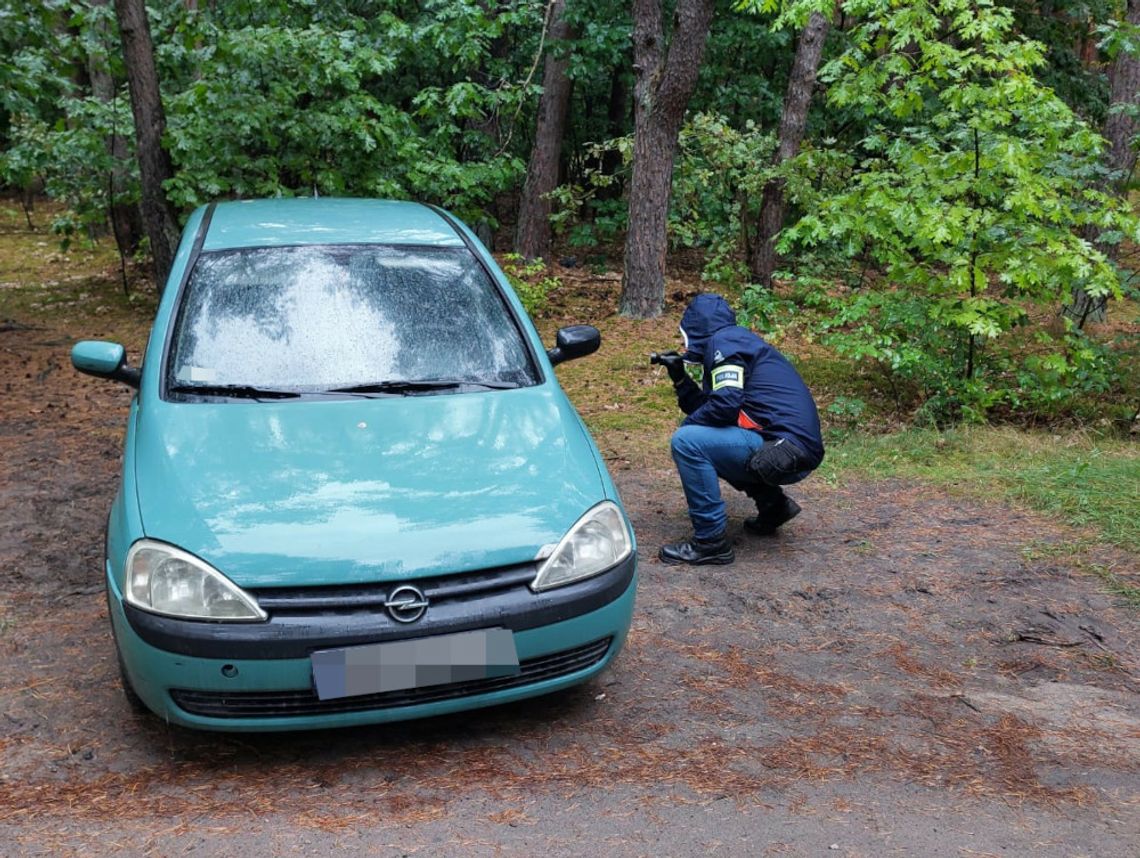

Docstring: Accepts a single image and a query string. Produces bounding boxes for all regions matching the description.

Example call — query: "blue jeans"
[670,424,766,540]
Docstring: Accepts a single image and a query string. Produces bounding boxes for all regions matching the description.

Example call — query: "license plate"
[311,628,520,701]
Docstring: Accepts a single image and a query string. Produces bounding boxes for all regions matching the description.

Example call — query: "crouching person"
[655,293,824,566]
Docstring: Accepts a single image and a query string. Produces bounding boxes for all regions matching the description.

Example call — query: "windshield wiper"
[329,379,520,395]
[169,383,301,400]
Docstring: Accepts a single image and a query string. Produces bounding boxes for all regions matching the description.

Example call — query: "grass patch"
[822,426,1140,549]
[1021,540,1140,608]
[1088,565,1140,608]
[0,200,157,347]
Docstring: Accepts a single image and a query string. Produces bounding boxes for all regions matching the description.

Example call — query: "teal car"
[71,199,637,732]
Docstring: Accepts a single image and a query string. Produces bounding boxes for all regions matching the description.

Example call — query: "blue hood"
[680,294,737,362]
[131,388,607,588]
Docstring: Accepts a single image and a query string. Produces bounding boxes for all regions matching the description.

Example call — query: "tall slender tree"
[85,0,143,258]
[1069,0,1140,324]
[620,0,716,319]
[748,10,830,287]
[113,0,180,289]
[1103,0,1140,189]
[516,0,575,262]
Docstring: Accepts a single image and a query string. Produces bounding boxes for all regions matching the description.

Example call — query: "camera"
[649,350,681,366]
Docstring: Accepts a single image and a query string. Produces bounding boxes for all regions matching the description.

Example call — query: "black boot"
[659,532,735,566]
[743,495,801,536]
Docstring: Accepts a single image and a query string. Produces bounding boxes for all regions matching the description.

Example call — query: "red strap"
[737,410,762,431]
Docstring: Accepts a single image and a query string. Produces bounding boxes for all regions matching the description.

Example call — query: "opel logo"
[385,584,428,623]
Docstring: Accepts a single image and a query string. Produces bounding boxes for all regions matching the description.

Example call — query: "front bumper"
[121,554,637,659]
[108,558,637,731]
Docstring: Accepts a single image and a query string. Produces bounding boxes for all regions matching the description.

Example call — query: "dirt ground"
[1,273,1139,855]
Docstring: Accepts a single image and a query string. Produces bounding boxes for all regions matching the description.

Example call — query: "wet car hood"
[132,388,605,588]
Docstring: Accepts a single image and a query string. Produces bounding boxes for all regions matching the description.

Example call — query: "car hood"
[132,388,606,588]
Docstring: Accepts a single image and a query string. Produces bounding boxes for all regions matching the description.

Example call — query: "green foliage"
[1010,0,1114,124]
[1010,326,1117,408]
[548,136,633,248]
[1096,2,1140,63]
[2,0,1135,437]
[499,252,560,315]
[548,112,779,283]
[737,277,797,335]
[769,270,1135,426]
[3,96,139,247]
[670,113,776,286]
[734,0,838,30]
[824,395,868,433]
[160,3,536,222]
[551,2,841,260]
[777,0,1140,424]
[562,0,631,92]
[695,5,792,128]
[0,0,78,144]
[3,1,545,231]
[1,0,134,245]
[0,116,51,196]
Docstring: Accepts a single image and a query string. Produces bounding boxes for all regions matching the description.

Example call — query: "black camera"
[649,352,667,366]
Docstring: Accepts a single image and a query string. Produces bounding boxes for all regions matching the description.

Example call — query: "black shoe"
[659,533,735,566]
[743,497,801,536]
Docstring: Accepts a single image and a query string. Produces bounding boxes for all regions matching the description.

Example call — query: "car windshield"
[166,245,538,396]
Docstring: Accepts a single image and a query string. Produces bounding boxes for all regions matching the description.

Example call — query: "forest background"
[1,0,1138,557]
[2,8,1139,846]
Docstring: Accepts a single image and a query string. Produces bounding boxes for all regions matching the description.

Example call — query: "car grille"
[169,637,613,719]
[249,562,538,615]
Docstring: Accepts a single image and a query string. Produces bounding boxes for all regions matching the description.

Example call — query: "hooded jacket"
[676,293,824,465]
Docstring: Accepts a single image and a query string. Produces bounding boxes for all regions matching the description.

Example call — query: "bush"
[499,253,560,316]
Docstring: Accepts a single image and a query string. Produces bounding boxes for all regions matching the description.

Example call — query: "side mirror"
[71,340,141,389]
[546,325,601,366]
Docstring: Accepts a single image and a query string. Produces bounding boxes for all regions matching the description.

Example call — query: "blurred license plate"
[311,628,519,701]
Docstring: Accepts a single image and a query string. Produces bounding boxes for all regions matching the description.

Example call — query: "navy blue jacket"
[676,294,824,465]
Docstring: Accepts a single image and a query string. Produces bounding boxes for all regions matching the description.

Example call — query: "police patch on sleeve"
[710,364,744,391]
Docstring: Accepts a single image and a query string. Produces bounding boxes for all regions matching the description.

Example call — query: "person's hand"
[652,351,688,384]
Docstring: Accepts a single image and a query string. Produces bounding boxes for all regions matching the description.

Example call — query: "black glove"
[651,351,688,385]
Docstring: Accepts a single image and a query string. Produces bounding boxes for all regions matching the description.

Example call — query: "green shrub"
[499,253,560,316]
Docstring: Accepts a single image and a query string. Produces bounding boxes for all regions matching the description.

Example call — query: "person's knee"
[670,425,709,462]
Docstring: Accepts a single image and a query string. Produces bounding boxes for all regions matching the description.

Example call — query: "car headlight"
[124,540,267,621]
[531,501,633,592]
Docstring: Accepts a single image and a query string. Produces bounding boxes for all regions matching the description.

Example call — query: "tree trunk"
[597,67,630,200]
[1068,0,1139,325]
[620,0,716,319]
[749,11,830,287]
[113,0,181,290]
[1103,0,1140,191]
[515,0,575,262]
[87,0,143,256]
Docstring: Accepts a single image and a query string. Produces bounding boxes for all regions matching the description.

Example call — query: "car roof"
[200,198,467,251]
